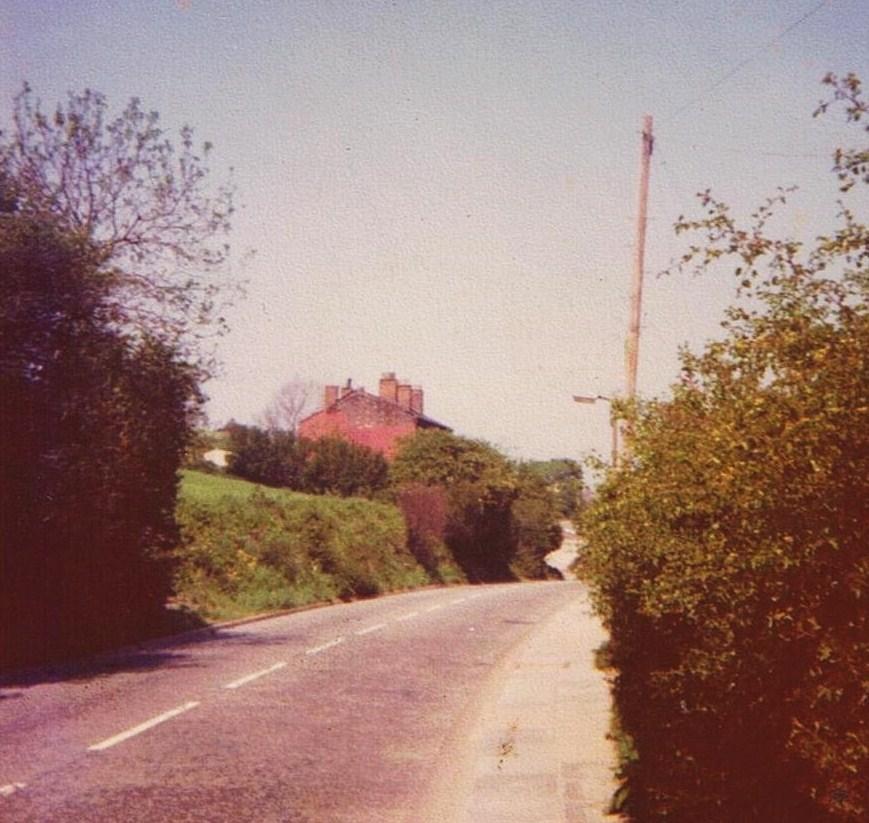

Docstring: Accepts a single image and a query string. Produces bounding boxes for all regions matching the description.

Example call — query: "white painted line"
[305,637,344,655]
[451,597,467,604]
[426,604,443,612]
[224,661,288,690]
[395,611,419,622]
[87,701,200,752]
[0,782,26,797]
[354,623,386,636]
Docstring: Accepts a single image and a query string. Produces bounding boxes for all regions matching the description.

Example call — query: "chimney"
[379,372,398,404]
[324,385,339,408]
[397,380,413,410]
[410,386,424,415]
[339,378,353,399]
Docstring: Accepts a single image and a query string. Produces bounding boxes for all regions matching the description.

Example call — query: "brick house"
[298,372,451,459]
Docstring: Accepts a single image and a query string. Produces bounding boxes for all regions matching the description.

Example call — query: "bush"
[391,430,562,581]
[579,75,868,821]
[226,426,389,499]
[1,217,197,667]
[395,484,465,583]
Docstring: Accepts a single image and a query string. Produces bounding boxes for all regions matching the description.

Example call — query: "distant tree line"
[222,424,389,499]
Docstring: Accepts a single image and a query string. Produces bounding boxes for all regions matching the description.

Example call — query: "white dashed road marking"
[395,611,419,622]
[426,604,443,612]
[451,597,467,604]
[224,661,288,690]
[87,701,200,752]
[354,623,387,636]
[305,638,345,655]
[0,783,26,797]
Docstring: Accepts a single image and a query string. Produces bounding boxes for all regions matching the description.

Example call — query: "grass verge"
[174,470,430,621]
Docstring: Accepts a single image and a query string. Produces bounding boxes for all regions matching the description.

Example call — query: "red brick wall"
[298,392,418,459]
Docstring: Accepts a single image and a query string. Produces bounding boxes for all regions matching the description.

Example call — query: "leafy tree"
[579,73,868,821]
[0,84,235,367]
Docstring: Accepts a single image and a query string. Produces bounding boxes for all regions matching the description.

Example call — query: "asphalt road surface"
[1,581,585,822]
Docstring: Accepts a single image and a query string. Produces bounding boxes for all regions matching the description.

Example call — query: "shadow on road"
[0,625,302,690]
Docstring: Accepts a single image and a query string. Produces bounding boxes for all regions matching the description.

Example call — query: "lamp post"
[573,394,618,467]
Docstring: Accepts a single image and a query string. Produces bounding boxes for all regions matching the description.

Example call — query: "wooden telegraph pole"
[626,114,653,400]
[619,115,653,461]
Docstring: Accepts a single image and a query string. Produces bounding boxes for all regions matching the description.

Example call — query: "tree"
[579,74,868,821]
[0,84,235,367]
[1,215,199,666]
[0,84,233,666]
[260,377,319,432]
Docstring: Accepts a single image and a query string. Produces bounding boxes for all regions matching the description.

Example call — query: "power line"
[666,0,831,123]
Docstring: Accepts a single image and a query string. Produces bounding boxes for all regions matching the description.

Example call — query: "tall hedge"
[579,74,868,821]
[1,217,197,667]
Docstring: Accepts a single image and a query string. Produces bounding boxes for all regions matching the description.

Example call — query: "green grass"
[179,468,309,504]
[174,470,431,621]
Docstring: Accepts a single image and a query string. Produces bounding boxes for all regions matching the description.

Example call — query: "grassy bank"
[175,470,430,621]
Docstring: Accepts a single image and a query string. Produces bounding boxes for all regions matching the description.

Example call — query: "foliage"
[521,457,584,517]
[0,84,235,368]
[225,424,389,499]
[226,424,301,488]
[579,74,868,821]
[509,466,564,579]
[175,471,428,620]
[391,430,562,581]
[0,216,198,667]
[300,436,389,498]
[394,484,465,583]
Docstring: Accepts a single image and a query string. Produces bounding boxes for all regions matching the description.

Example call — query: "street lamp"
[573,394,619,467]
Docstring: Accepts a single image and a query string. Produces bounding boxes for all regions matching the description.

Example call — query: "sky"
[2,0,867,467]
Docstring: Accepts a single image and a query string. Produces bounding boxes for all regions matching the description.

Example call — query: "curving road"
[0,581,589,822]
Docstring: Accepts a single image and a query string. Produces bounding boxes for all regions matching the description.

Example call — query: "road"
[0,581,603,822]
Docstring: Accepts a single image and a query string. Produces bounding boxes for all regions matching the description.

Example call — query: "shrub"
[579,74,868,821]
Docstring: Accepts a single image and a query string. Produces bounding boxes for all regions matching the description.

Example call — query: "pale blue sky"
[2,1,867,463]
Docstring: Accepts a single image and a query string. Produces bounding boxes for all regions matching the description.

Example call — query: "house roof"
[298,387,451,431]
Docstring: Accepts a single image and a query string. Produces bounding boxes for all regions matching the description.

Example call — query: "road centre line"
[425,604,443,612]
[451,597,467,604]
[305,637,345,655]
[0,783,26,798]
[394,611,419,622]
[87,701,200,752]
[354,623,386,636]
[224,661,288,690]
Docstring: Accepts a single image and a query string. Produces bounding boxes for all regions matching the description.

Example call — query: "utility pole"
[573,395,618,467]
[625,114,653,400]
